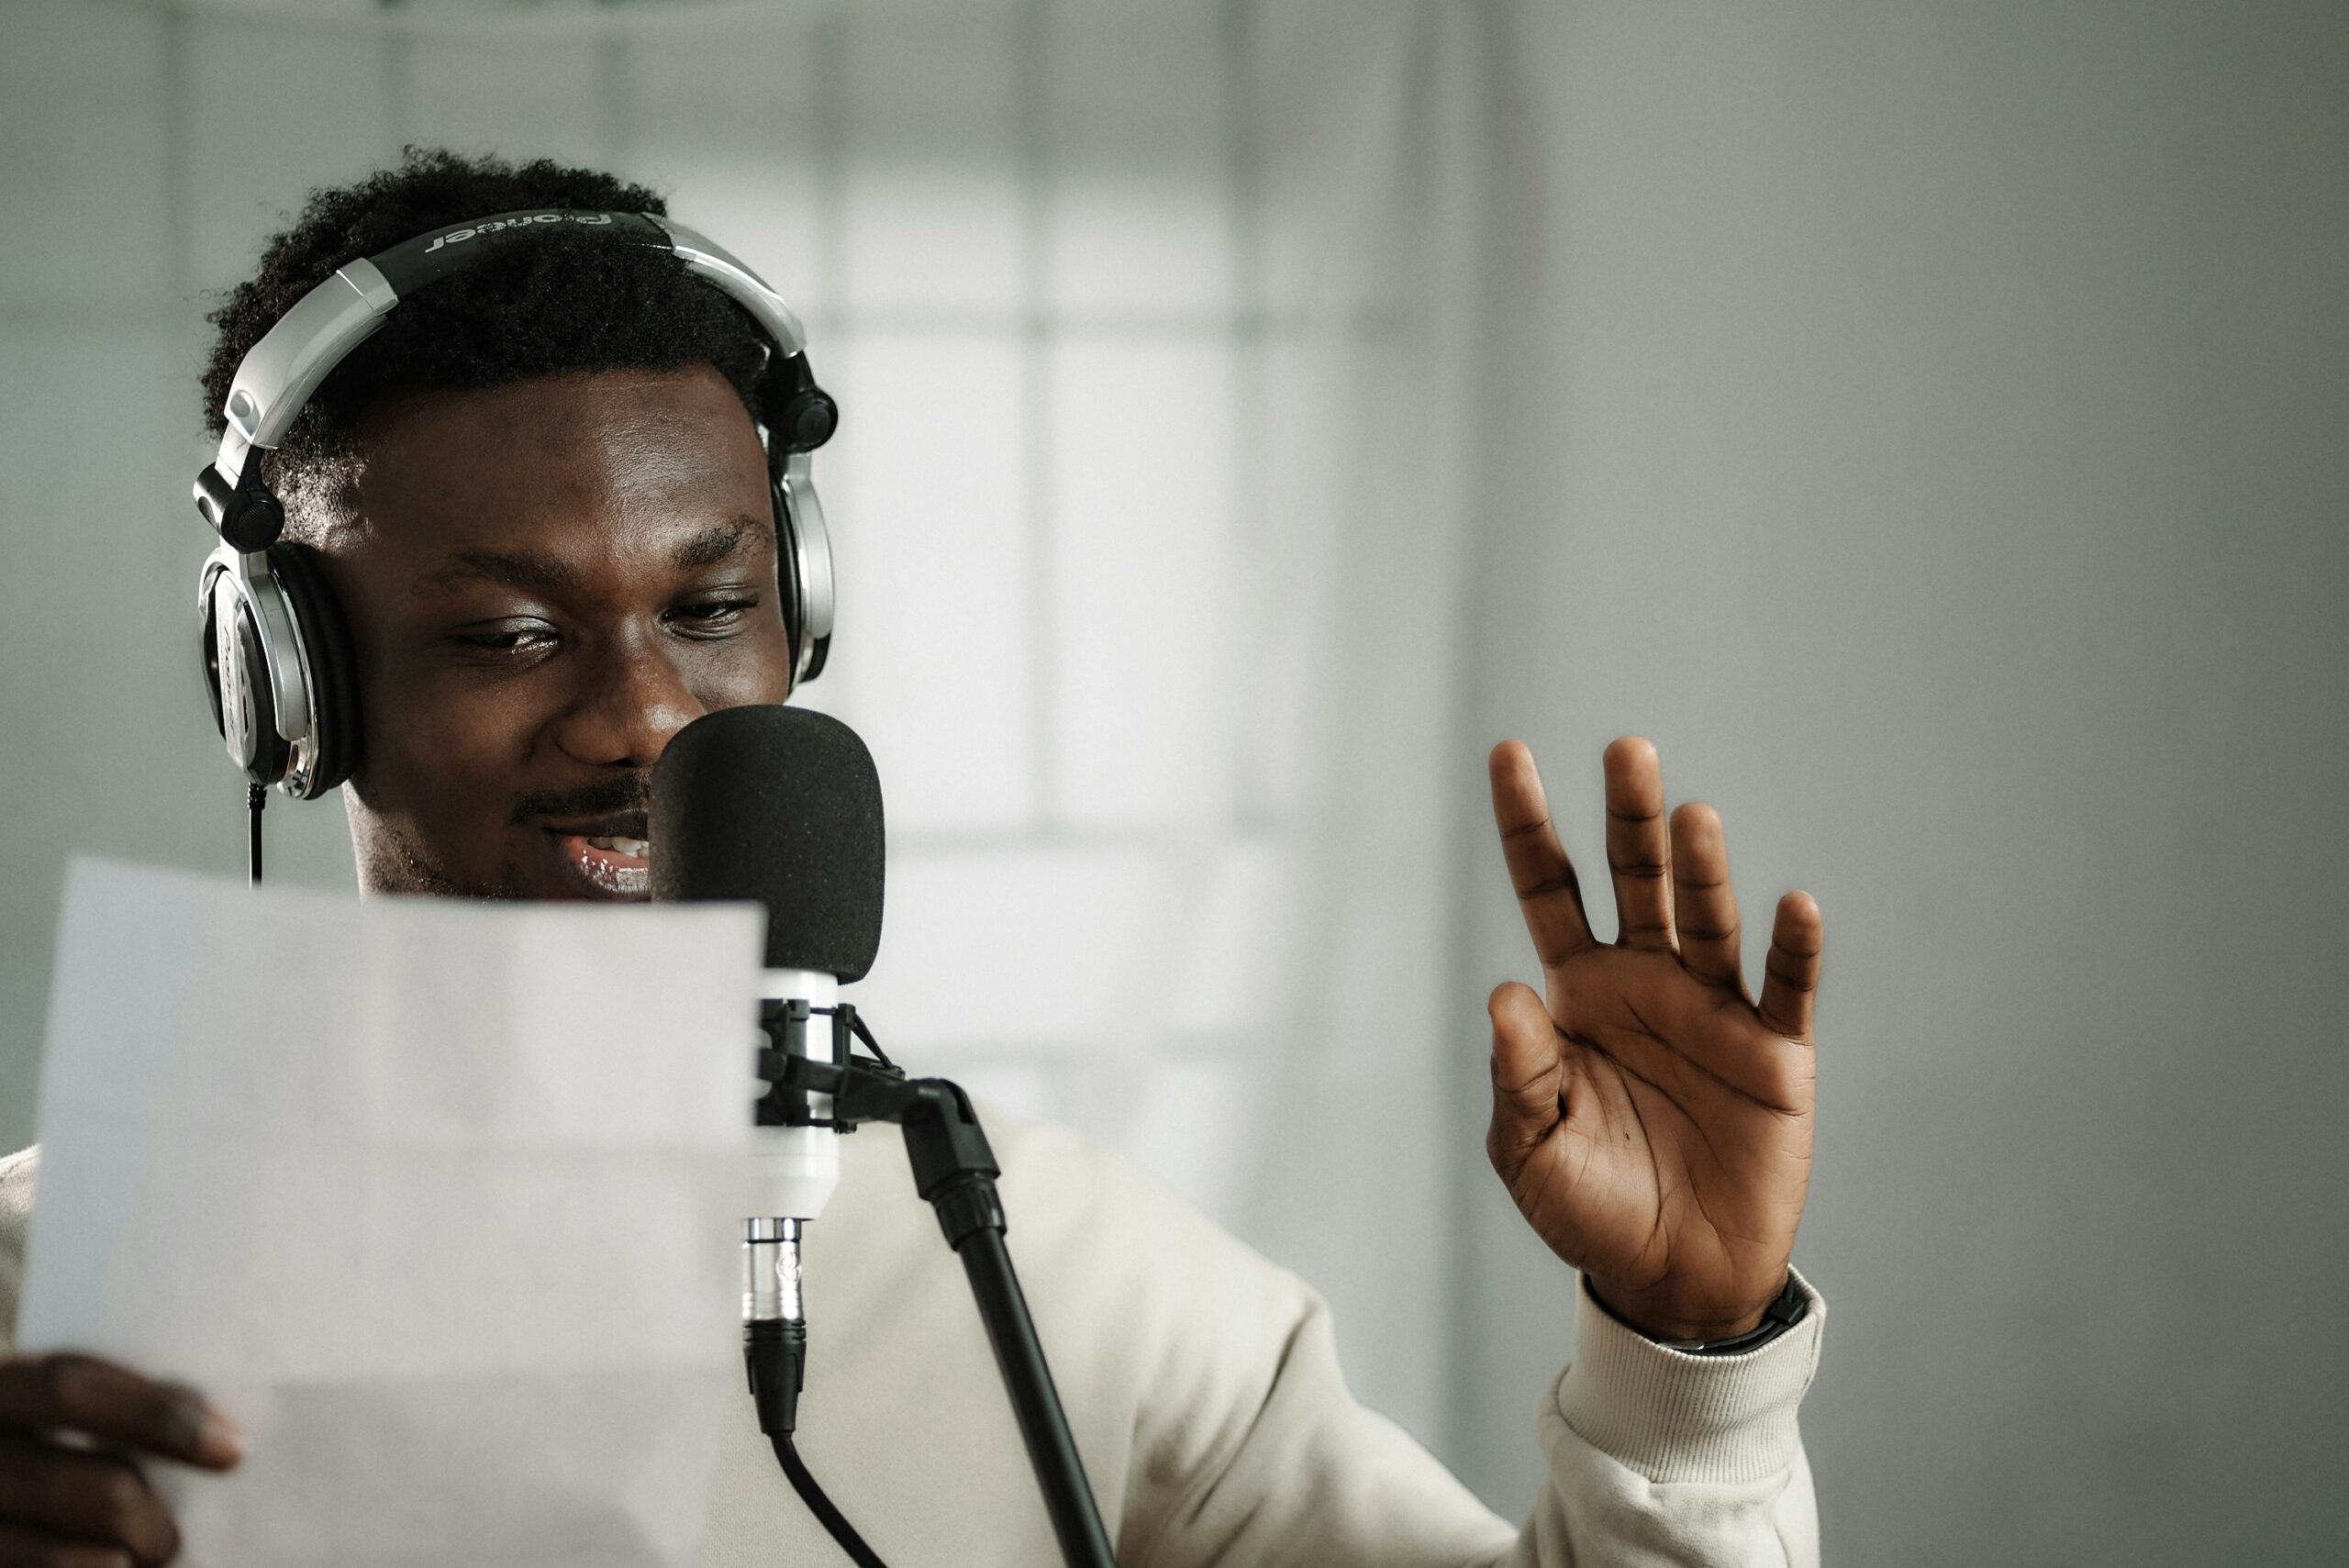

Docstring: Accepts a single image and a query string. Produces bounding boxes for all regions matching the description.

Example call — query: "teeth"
[585,836,651,859]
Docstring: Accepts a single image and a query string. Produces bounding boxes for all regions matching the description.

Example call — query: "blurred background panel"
[3,1,2345,1562]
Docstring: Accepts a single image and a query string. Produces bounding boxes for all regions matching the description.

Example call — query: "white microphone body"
[753,965,843,1223]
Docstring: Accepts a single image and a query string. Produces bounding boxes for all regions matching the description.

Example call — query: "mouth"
[540,812,651,900]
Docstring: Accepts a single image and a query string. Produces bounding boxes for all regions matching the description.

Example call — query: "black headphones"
[195,208,839,802]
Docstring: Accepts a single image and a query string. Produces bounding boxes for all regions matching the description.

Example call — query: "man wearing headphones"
[0,151,1827,1566]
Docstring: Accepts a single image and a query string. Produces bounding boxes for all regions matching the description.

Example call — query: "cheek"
[689,623,796,708]
[400,682,548,762]
[351,643,553,810]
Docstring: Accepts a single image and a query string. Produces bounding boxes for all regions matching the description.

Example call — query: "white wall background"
[4,2,2346,1562]
[1441,4,2349,1562]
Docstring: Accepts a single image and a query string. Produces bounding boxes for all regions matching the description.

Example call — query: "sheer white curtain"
[0,0,1514,1473]
[732,0,1507,1447]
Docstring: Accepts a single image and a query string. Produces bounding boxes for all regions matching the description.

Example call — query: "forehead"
[346,366,770,563]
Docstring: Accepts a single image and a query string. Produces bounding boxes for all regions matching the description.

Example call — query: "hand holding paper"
[11,860,763,1568]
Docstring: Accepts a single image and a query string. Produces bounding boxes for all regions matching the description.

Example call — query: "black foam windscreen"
[650,706,885,980]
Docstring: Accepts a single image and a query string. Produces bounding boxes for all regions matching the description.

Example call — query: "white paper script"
[16,859,763,1568]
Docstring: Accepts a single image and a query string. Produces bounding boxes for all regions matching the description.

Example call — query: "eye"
[448,618,559,658]
[665,595,759,638]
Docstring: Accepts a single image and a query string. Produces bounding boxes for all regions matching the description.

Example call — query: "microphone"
[650,704,885,1437]
[653,705,1114,1568]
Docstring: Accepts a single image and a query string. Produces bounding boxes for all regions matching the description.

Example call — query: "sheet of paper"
[15,859,764,1568]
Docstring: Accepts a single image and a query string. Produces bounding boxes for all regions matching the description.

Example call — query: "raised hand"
[1485,738,1822,1342]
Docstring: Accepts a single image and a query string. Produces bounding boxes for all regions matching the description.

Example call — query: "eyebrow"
[415,548,579,596]
[412,516,765,596]
[671,517,762,571]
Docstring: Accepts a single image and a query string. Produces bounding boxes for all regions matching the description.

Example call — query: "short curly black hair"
[202,147,769,511]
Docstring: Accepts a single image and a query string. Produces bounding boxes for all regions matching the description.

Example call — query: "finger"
[1668,802,1744,993]
[1487,741,1595,967]
[1757,890,1824,1040]
[1485,981,1564,1184]
[1602,737,1675,951]
[0,1518,136,1568]
[0,1436,176,1565]
[0,1357,239,1470]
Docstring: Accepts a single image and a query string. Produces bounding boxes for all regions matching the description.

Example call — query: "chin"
[351,821,558,901]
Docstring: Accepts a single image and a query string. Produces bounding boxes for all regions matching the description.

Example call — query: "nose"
[550,627,707,770]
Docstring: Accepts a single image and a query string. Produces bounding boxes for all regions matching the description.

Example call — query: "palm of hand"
[1486,739,1822,1342]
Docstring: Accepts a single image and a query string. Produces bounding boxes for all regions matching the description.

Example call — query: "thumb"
[1486,981,1563,1181]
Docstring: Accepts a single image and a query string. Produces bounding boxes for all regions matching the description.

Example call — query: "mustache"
[511,774,652,825]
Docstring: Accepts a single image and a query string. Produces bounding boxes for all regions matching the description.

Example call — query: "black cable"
[247,782,266,886]
[772,1434,892,1568]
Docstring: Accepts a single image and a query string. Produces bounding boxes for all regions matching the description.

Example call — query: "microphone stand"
[754,1012,1119,1568]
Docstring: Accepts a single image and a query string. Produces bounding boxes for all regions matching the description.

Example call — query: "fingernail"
[194,1407,243,1465]
[173,1398,244,1473]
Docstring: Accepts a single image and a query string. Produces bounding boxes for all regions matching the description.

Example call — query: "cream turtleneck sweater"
[0,1110,1822,1566]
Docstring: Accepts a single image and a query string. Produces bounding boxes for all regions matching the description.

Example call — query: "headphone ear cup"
[199,586,230,741]
[208,594,292,787]
[267,541,362,798]
[774,474,807,670]
[239,603,293,786]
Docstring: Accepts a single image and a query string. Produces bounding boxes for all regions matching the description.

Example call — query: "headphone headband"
[196,207,827,546]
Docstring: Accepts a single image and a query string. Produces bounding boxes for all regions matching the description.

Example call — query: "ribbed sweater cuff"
[1554,1267,1824,1485]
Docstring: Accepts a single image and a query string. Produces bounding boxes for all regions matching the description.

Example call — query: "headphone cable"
[247,782,266,886]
